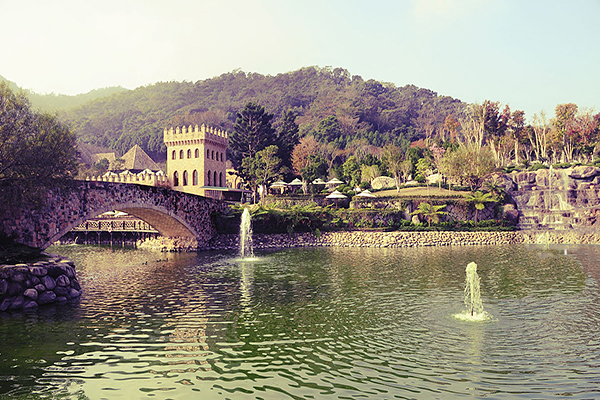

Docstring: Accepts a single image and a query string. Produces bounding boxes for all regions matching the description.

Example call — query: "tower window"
[172,150,176,160]
[173,171,179,186]
[195,148,199,158]
[193,170,198,185]
[187,149,191,159]
[183,170,188,186]
[179,150,184,159]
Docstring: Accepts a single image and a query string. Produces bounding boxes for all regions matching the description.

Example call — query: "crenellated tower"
[163,124,228,198]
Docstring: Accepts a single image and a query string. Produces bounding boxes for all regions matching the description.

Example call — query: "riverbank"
[137,229,600,252]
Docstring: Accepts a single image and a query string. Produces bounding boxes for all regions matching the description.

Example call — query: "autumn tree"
[291,136,320,176]
[553,103,579,162]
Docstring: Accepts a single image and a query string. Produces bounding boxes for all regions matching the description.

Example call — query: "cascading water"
[454,262,491,321]
[239,208,254,259]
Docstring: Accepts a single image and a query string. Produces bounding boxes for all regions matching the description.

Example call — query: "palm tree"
[411,202,448,227]
[484,176,507,203]
[465,191,496,226]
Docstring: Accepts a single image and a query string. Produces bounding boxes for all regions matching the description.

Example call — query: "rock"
[8,282,24,296]
[56,275,70,287]
[53,286,69,297]
[0,279,7,295]
[37,291,56,305]
[23,300,38,309]
[24,288,38,300]
[9,295,25,310]
[0,298,12,311]
[68,288,81,299]
[10,271,26,283]
[41,275,56,290]
[34,284,46,292]
[411,215,421,225]
[371,176,396,190]
[29,266,47,277]
[55,296,68,304]
[569,166,598,179]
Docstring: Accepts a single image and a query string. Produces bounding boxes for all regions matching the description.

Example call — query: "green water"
[1,244,600,399]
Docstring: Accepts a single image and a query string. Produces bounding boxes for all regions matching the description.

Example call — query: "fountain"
[454,262,491,321]
[239,208,254,259]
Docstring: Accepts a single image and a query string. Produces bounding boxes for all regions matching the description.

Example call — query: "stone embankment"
[0,254,81,312]
[139,231,526,252]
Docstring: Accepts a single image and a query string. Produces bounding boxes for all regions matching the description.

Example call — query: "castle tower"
[163,124,228,198]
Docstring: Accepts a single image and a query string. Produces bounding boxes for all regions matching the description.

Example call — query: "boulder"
[371,176,396,190]
[502,204,519,225]
[28,266,47,277]
[41,275,56,290]
[56,275,70,287]
[24,288,38,300]
[37,291,56,305]
[569,166,598,179]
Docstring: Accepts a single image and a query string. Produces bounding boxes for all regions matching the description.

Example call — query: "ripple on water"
[2,244,598,399]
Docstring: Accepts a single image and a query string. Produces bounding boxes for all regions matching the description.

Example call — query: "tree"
[465,190,496,226]
[300,154,328,191]
[554,103,579,162]
[275,110,300,177]
[93,158,110,175]
[411,202,447,227]
[529,112,550,162]
[383,144,404,193]
[292,136,320,176]
[241,145,283,204]
[229,102,277,174]
[0,83,78,203]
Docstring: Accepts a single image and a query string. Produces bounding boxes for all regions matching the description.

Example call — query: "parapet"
[163,124,229,146]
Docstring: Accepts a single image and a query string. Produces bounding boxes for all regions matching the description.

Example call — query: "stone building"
[164,124,245,201]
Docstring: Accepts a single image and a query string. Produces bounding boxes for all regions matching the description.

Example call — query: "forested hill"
[60,67,465,161]
[0,75,127,112]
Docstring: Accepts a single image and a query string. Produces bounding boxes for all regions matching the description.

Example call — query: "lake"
[1,243,600,399]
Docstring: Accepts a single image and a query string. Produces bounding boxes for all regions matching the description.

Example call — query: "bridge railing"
[73,219,159,233]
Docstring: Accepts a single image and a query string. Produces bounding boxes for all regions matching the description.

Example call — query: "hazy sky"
[1,0,598,120]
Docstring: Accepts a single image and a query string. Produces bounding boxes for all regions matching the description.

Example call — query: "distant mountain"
[58,67,466,162]
[0,74,127,112]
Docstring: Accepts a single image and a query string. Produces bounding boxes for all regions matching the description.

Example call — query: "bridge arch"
[45,203,199,249]
[1,181,227,249]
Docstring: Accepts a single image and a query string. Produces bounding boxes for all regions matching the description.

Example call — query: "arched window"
[179,150,184,159]
[172,150,176,160]
[220,153,224,162]
[207,149,210,158]
[195,149,199,158]
[187,149,191,159]
[207,170,211,186]
[183,170,188,186]
[193,170,198,185]
[219,172,223,187]
[214,171,217,186]
[211,150,215,160]
[173,171,179,186]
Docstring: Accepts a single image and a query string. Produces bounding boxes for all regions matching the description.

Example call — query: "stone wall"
[505,166,600,230]
[0,254,81,311]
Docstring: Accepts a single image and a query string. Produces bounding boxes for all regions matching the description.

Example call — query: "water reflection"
[0,244,599,398]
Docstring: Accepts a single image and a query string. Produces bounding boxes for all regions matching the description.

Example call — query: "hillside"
[4,67,466,162]
[0,75,127,112]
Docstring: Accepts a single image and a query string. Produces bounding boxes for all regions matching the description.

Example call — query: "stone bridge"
[1,181,228,249]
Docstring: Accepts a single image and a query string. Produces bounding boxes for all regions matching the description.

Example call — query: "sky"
[1,0,598,121]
